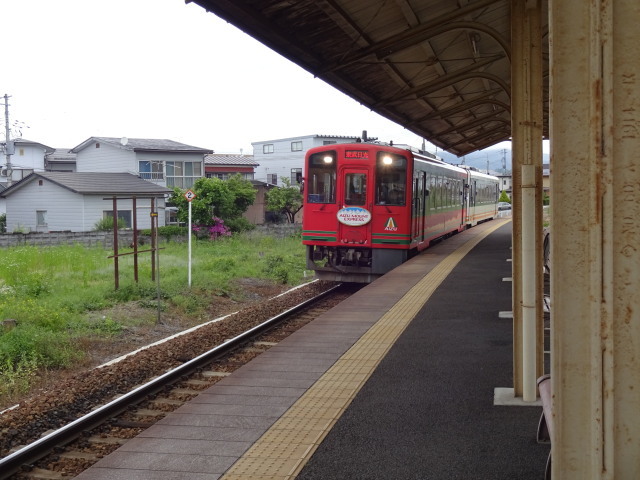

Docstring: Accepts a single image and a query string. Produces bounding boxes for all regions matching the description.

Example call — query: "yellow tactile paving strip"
[222,220,509,480]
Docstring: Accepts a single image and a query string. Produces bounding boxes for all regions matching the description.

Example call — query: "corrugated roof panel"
[189,0,548,156]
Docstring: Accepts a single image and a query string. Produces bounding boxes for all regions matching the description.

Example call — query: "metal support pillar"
[550,0,640,478]
[511,0,544,400]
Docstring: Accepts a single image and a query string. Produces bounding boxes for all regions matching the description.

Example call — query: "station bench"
[536,374,552,479]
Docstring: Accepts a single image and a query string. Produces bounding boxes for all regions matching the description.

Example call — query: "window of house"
[138,160,164,180]
[267,173,278,185]
[291,168,302,185]
[291,141,303,152]
[166,161,202,189]
[165,206,185,226]
[206,172,253,180]
[103,210,132,228]
[263,144,274,154]
[323,140,337,145]
[19,148,25,156]
[36,210,47,226]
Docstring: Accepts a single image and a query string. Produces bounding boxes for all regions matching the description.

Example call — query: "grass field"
[0,232,309,402]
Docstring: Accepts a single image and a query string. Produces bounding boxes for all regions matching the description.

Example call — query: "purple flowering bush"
[192,216,231,240]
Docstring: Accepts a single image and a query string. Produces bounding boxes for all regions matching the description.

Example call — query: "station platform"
[75,217,550,480]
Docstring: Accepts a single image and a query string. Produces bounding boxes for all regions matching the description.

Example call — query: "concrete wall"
[0,224,300,248]
[0,230,155,248]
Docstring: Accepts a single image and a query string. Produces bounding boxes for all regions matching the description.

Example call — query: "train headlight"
[382,155,393,165]
[323,155,334,164]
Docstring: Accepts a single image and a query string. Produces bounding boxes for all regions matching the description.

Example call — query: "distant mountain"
[436,147,549,175]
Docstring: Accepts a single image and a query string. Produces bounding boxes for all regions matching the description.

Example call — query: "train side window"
[375,152,407,205]
[307,152,336,203]
[429,176,437,209]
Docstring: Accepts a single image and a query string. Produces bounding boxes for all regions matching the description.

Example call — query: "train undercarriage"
[307,245,410,283]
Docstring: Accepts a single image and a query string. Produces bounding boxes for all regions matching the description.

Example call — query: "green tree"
[265,177,303,224]
[499,190,511,203]
[169,175,257,231]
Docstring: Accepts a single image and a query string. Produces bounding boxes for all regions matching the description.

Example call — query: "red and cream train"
[302,142,500,282]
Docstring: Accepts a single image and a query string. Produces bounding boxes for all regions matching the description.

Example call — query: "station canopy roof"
[188,0,549,157]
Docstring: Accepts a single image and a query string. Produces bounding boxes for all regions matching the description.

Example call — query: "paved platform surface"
[296,220,549,479]
[75,218,549,480]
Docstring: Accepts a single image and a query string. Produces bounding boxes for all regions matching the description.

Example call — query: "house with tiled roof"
[204,153,258,180]
[0,172,171,232]
[71,137,212,190]
[202,153,276,224]
[45,148,77,172]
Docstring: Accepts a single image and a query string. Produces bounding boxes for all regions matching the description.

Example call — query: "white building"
[252,134,362,186]
[0,139,56,214]
[0,172,171,233]
[71,137,212,189]
[497,174,513,195]
[0,139,55,185]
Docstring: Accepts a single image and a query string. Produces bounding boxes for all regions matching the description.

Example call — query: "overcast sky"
[2,0,514,163]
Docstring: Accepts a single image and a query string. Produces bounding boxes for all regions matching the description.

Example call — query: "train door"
[459,177,466,228]
[469,180,477,225]
[412,171,427,242]
[337,167,371,244]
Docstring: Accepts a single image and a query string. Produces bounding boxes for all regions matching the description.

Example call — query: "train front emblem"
[337,207,371,226]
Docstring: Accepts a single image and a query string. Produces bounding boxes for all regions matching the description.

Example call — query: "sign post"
[184,189,197,287]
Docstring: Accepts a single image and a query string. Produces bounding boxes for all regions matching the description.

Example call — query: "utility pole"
[2,94,14,185]
[501,148,507,174]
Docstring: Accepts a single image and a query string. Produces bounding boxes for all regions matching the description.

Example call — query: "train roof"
[305,142,498,180]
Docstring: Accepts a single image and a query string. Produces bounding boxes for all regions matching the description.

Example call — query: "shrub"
[0,354,39,398]
[192,216,231,240]
[263,254,291,284]
[94,216,126,231]
[224,217,255,233]
[0,213,6,233]
[0,325,82,370]
[105,283,159,302]
[19,273,51,297]
[140,225,188,239]
[91,317,123,335]
[210,257,237,273]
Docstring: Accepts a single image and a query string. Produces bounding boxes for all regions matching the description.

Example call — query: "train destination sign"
[344,150,369,159]
[337,207,372,226]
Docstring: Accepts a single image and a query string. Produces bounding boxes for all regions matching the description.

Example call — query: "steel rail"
[0,283,342,479]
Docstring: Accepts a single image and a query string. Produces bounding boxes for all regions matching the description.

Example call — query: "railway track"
[0,281,361,479]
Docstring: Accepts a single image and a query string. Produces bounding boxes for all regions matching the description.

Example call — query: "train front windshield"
[344,173,367,206]
[306,152,336,203]
[375,152,407,206]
